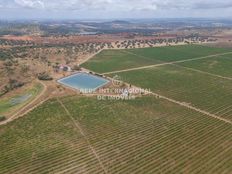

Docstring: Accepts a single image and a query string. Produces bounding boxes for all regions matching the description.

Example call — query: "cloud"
[0,0,231,11]
[0,0,232,19]
[193,1,232,9]
[14,0,44,9]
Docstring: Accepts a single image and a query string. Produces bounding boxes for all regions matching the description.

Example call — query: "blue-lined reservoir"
[58,72,109,93]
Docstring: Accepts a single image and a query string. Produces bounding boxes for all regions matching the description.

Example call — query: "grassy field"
[82,45,231,73]
[0,83,43,117]
[0,96,232,174]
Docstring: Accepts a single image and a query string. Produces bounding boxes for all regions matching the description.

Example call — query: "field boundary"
[102,51,232,75]
[57,98,108,174]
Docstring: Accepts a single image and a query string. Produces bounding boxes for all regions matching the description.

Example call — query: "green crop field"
[127,45,230,62]
[82,45,231,73]
[179,54,232,78]
[82,49,162,73]
[111,64,232,121]
[0,96,232,174]
[83,44,232,121]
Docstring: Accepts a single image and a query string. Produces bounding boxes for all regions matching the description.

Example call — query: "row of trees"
[0,39,34,47]
[0,79,24,97]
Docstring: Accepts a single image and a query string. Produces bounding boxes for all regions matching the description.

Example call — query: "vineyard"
[1,44,232,173]
[0,96,232,173]
[83,44,232,121]
[82,49,161,73]
[82,45,230,73]
[179,54,232,78]
[112,64,232,121]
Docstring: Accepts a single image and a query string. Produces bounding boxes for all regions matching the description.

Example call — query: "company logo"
[112,75,123,87]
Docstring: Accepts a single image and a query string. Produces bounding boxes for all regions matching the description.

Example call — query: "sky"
[0,0,232,20]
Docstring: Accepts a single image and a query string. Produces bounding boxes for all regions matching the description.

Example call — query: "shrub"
[0,79,24,97]
[0,116,6,122]
[4,60,13,66]
[9,79,24,89]
[38,72,53,81]
[95,74,103,77]
[0,90,7,97]
[4,79,24,92]
[73,65,81,71]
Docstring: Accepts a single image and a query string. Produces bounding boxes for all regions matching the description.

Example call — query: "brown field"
[1,35,33,41]
[1,34,180,45]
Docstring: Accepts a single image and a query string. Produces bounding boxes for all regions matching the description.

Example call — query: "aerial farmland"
[1,44,232,173]
[1,2,232,172]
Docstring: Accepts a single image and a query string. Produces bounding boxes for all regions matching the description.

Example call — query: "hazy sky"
[0,0,232,19]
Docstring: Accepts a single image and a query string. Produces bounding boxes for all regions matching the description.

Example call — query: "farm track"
[56,98,108,174]
[80,49,104,65]
[103,51,232,75]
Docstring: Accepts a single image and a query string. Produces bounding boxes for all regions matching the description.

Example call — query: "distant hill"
[112,20,130,24]
[104,20,131,25]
